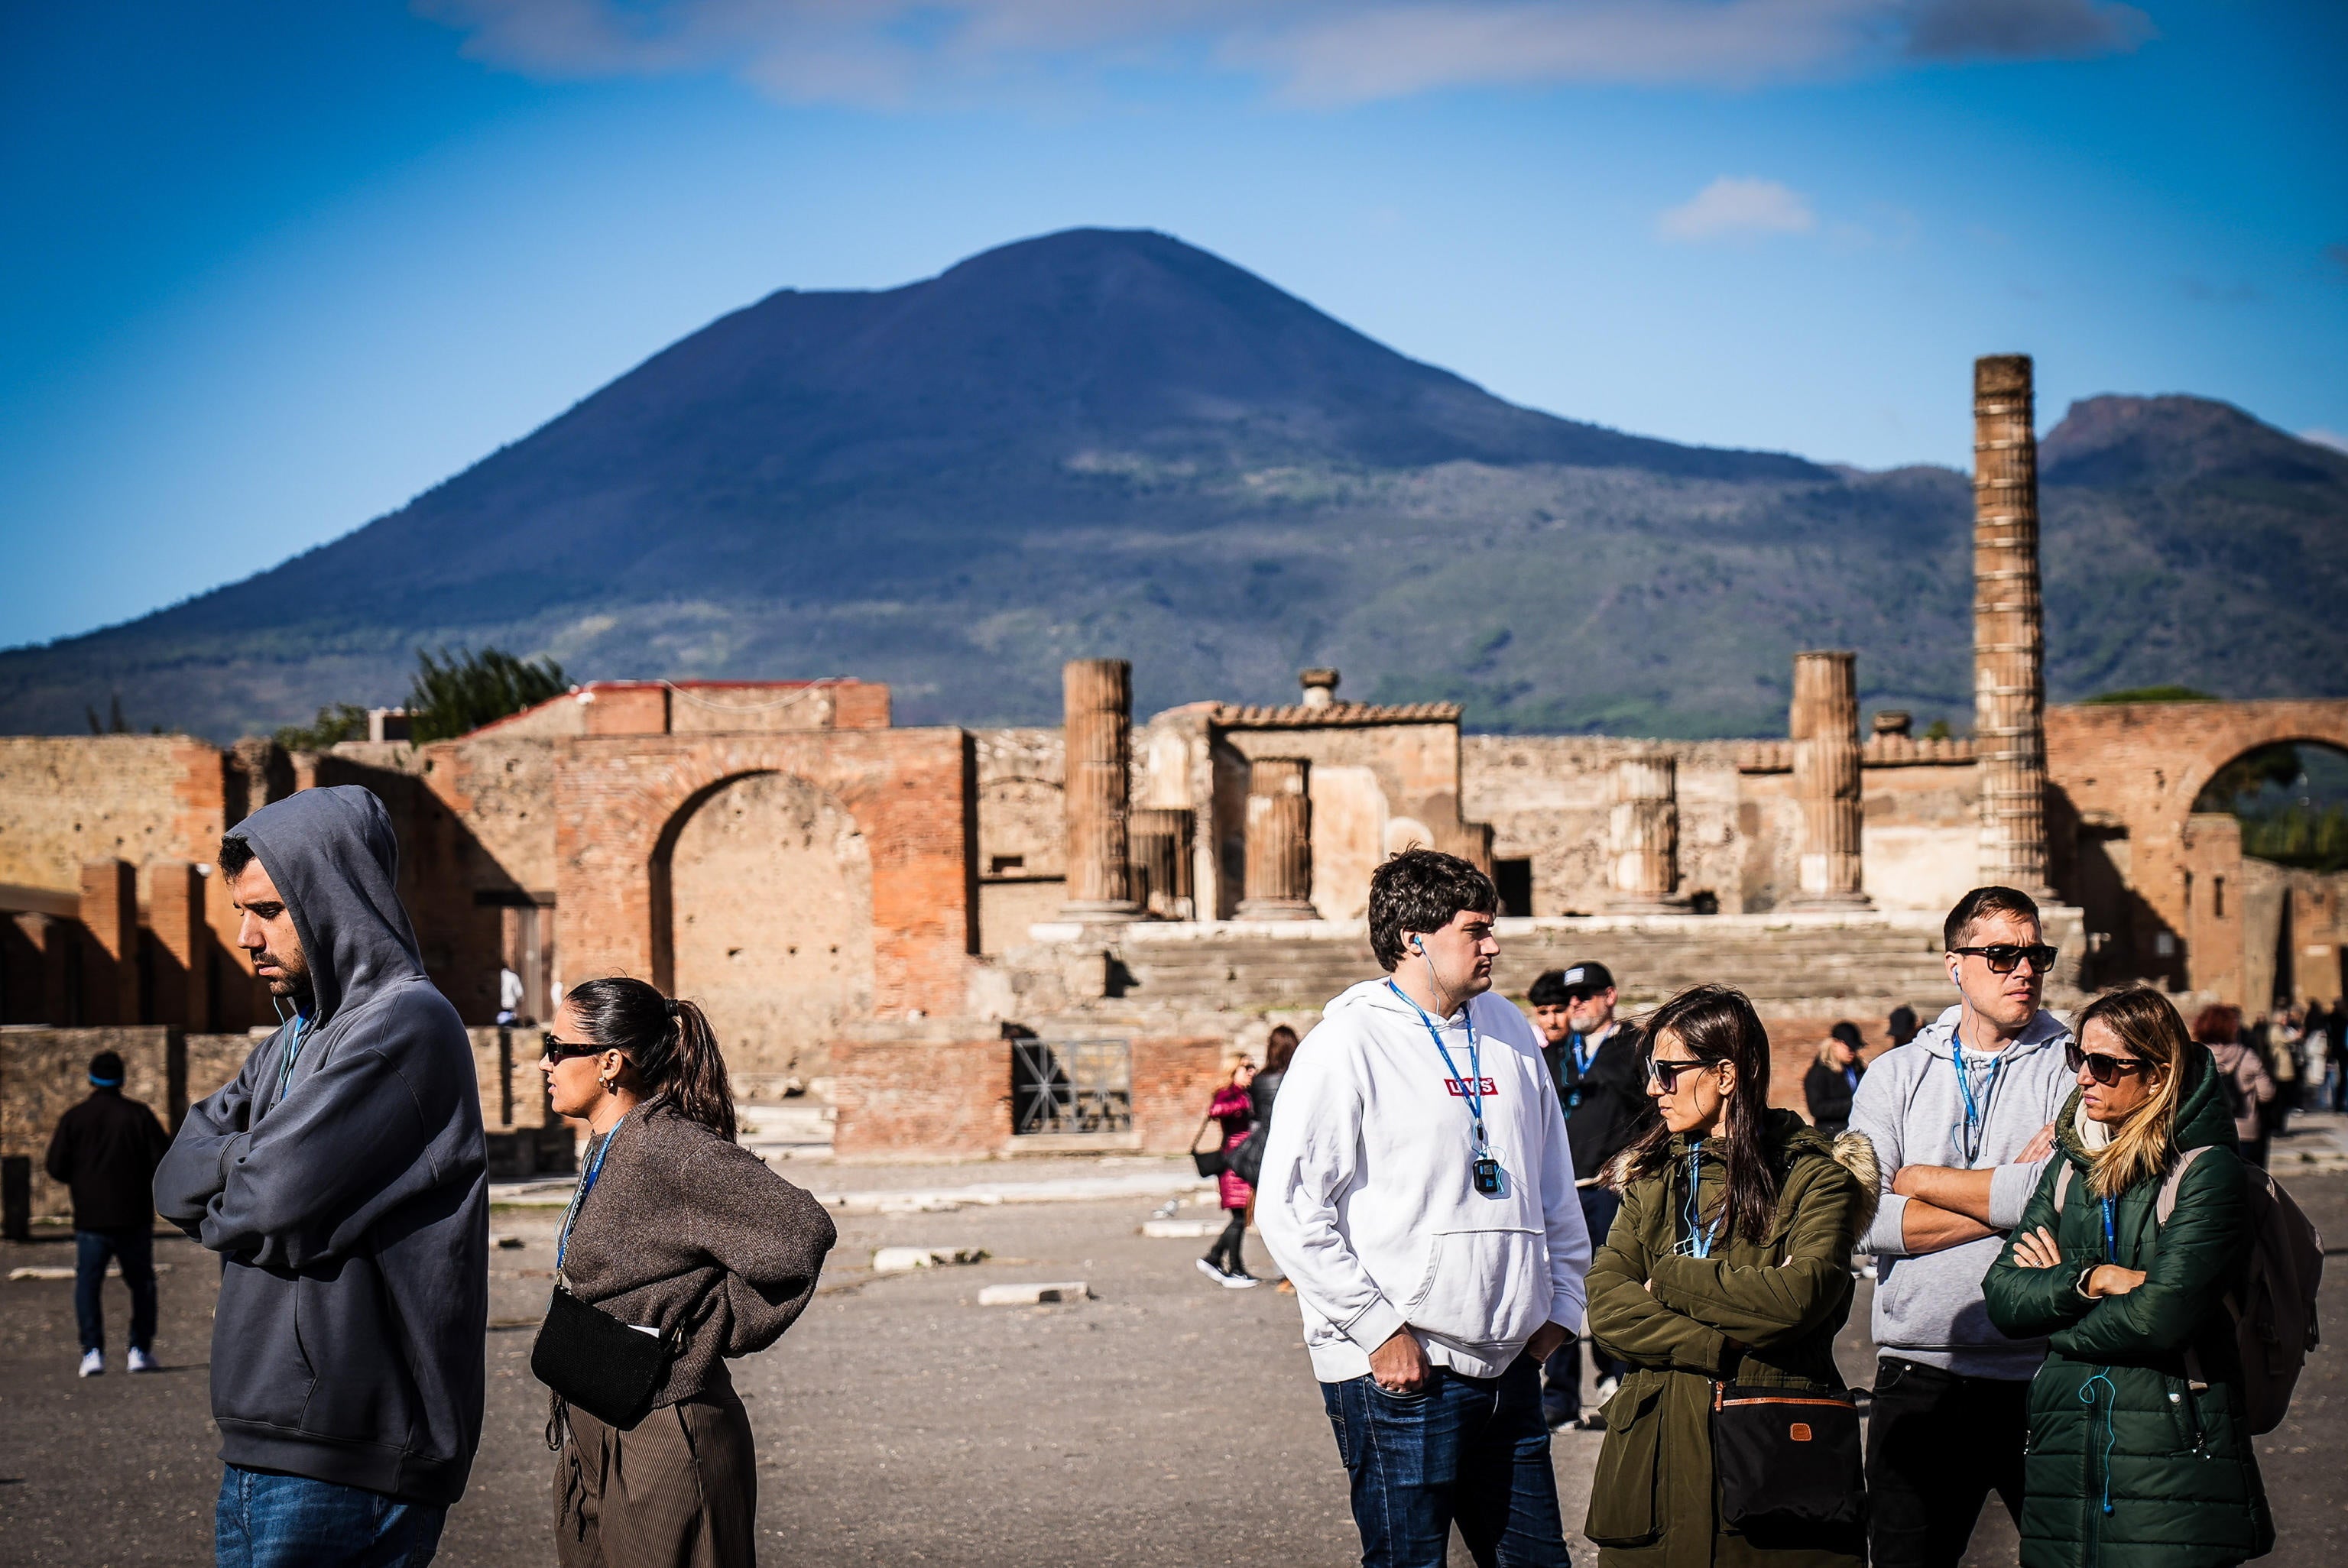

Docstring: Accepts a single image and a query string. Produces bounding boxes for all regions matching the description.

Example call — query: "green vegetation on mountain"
[3,230,2344,742]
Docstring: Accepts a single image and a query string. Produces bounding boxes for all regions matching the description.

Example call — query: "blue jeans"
[75,1227,157,1355]
[216,1466,445,1568]
[1320,1354,1570,1568]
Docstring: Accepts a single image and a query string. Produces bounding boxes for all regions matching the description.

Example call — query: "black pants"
[75,1227,157,1355]
[1205,1211,1247,1275]
[1865,1356,2028,1568]
[1540,1185,1624,1424]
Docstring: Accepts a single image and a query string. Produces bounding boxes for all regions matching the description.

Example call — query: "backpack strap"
[2054,1158,2074,1213]
[2155,1143,2213,1225]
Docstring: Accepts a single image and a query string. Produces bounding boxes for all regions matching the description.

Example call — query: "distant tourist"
[1846,886,2076,1568]
[1805,1022,1867,1137]
[2330,999,2348,1113]
[1986,986,2274,1566]
[1526,961,1652,1430]
[1198,1058,1260,1287]
[498,964,527,1027]
[537,977,835,1568]
[1584,985,1875,1566]
[154,788,488,1568]
[2197,1003,2275,1169]
[1258,849,1587,1568]
[44,1048,171,1377]
[1886,1004,1920,1049]
[2302,1006,2332,1112]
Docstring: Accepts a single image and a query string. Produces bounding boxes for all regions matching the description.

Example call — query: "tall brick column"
[1130,807,1195,921]
[1059,659,1141,919]
[147,861,212,1031]
[79,858,141,1024]
[1973,354,2053,895]
[1791,652,1871,909]
[1607,753,1682,911]
[1238,758,1315,919]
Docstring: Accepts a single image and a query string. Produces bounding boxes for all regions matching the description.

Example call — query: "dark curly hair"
[1368,848,1498,973]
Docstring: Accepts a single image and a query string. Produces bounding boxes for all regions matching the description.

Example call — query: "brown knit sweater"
[557,1108,836,1409]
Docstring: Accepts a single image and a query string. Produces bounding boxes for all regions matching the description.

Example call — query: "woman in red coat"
[1198,1060,1260,1288]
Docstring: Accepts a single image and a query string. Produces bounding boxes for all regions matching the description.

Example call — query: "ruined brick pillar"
[1130,807,1195,921]
[1791,652,1871,908]
[1059,659,1141,919]
[79,858,141,1024]
[1607,753,1682,912]
[146,861,212,1032]
[1238,758,1316,919]
[1973,354,2053,895]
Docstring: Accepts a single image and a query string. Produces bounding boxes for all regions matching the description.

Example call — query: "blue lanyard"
[556,1113,628,1272]
[1679,1142,1722,1258]
[274,1012,313,1100]
[1386,981,1488,1156]
[1571,1031,1600,1079]
[2100,1196,2118,1262]
[1951,1044,2003,1165]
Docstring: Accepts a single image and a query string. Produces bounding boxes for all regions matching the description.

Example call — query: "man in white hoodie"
[1257,849,1587,1568]
[1847,885,2073,1568]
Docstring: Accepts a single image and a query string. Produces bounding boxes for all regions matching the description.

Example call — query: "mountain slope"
[3,230,2344,740]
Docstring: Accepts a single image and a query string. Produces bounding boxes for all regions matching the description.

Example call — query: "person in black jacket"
[155,787,487,1568]
[1805,1021,1867,1136]
[1528,961,1654,1430]
[45,1048,172,1377]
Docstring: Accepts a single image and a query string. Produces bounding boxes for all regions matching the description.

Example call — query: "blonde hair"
[2075,987,2191,1199]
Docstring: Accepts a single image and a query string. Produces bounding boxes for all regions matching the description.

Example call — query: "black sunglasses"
[2064,1042,2153,1085]
[1646,1056,1713,1092]
[541,1035,604,1064]
[1951,943,2058,976]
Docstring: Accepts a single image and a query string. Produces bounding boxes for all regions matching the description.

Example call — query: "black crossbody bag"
[1710,1382,1865,1535]
[530,1115,674,1430]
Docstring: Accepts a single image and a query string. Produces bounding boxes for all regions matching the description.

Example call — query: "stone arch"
[650,769,874,1082]
[2153,703,2348,831]
[553,728,975,1030]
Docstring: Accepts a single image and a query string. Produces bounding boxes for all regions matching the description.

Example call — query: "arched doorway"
[2193,742,2348,1011]
[659,772,874,1088]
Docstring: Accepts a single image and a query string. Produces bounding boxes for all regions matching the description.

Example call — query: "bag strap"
[2054,1158,2074,1213]
[2155,1143,2212,1225]
[1189,1114,1219,1155]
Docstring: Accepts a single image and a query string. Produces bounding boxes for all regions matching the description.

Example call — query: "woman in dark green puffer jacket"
[1585,986,1877,1568]
[1984,986,2274,1568]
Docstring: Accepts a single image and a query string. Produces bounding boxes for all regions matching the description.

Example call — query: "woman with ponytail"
[1582,985,1879,1566]
[537,977,836,1567]
[1984,987,2273,1567]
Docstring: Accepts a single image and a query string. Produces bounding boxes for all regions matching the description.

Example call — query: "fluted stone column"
[1130,807,1195,921]
[1973,355,2054,895]
[1791,650,1871,908]
[1059,658,1141,919]
[1607,753,1682,912]
[1237,758,1315,919]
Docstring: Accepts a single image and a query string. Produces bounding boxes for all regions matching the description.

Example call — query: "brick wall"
[830,1031,1007,1160]
[556,727,975,1019]
[1129,1034,1228,1152]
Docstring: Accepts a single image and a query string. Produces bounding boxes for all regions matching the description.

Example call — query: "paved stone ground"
[4,1139,2344,1567]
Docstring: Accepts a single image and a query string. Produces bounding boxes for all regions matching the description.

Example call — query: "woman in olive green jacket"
[1585,986,1879,1568]
[1984,987,2273,1568]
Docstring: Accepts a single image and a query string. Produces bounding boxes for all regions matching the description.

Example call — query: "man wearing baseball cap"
[1525,960,1652,1429]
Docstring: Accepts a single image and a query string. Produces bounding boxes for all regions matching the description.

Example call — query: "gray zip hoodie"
[155,787,488,1505]
[1847,1002,2074,1380]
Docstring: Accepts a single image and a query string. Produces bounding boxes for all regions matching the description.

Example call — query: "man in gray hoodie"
[1847,885,2073,1568]
[155,787,487,1567]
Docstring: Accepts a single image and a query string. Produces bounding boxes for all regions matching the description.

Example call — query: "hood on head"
[225,786,425,1025]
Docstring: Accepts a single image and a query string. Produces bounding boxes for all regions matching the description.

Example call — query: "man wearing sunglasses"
[1846,885,2076,1568]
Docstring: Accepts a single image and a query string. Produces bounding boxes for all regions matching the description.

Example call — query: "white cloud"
[416,1,2155,108]
[2304,429,2348,456]
[1657,176,1817,242]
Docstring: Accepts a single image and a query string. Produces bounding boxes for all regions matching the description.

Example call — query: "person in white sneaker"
[44,1049,171,1376]
[1257,849,1588,1568]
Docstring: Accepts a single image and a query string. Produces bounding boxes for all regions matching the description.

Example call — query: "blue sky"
[4,1,2343,649]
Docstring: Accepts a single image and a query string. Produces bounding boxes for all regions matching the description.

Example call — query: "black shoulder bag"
[530,1115,674,1431]
[1189,1114,1228,1178]
[1711,1382,1864,1537]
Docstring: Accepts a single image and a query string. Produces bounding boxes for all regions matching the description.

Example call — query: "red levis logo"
[1443,1078,1499,1096]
